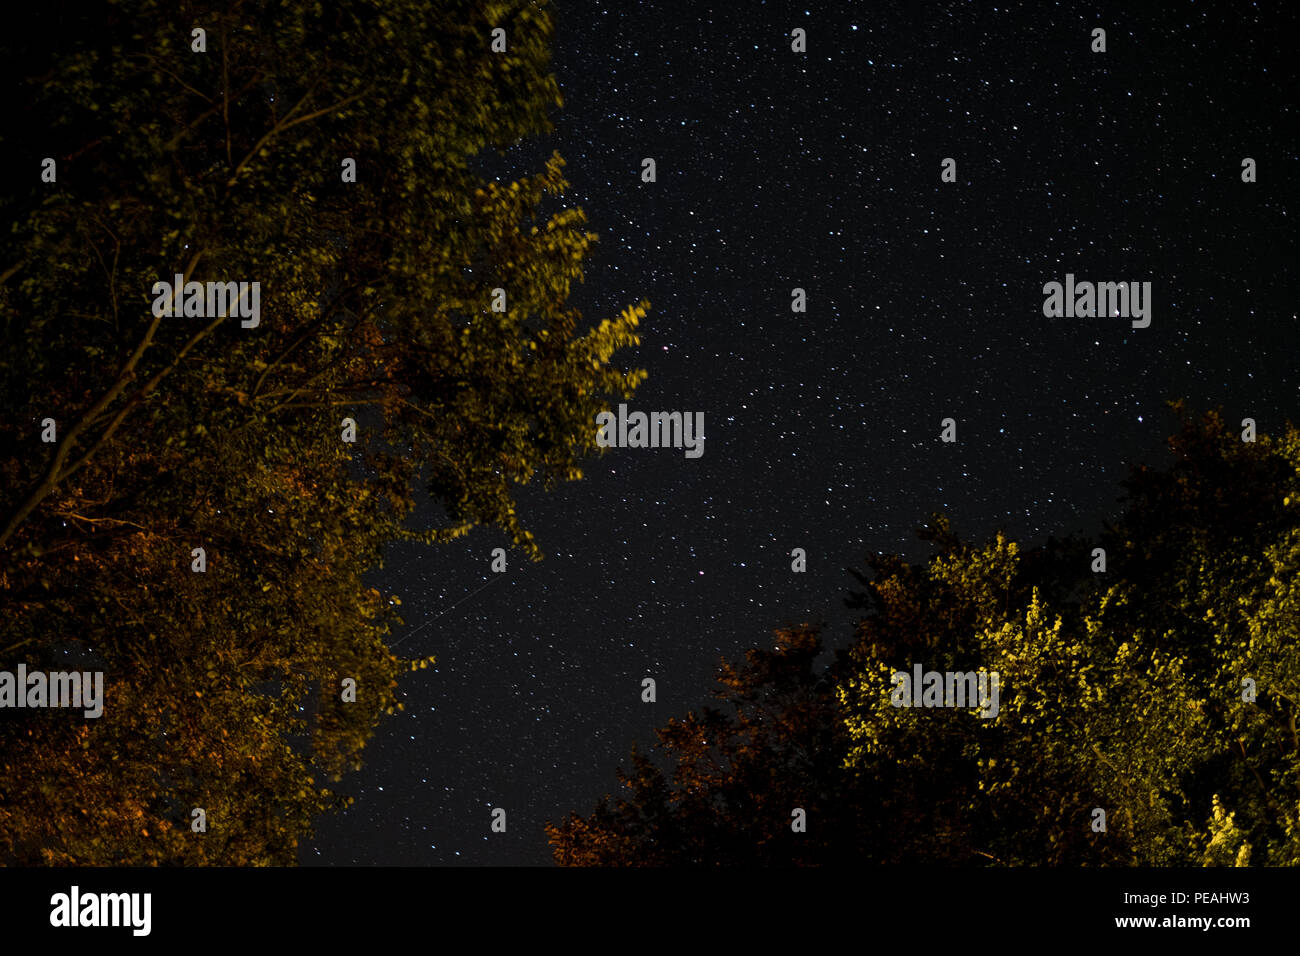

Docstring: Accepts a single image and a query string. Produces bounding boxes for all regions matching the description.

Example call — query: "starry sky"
[304,0,1298,865]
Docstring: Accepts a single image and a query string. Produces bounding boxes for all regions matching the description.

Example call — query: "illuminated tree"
[0,0,645,863]
[554,409,1300,866]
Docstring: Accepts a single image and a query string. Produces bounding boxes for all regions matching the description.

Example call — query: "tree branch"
[0,248,204,548]
[226,78,368,187]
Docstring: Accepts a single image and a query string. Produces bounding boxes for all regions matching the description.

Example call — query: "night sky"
[304,0,1298,865]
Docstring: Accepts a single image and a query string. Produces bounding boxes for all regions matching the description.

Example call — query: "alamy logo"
[596,403,705,458]
[1042,273,1151,328]
[151,275,260,328]
[890,664,1000,719]
[0,664,103,718]
[50,886,151,936]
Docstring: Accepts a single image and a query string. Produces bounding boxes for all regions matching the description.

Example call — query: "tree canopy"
[549,406,1300,866]
[0,0,645,864]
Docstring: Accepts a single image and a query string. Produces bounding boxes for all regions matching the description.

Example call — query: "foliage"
[547,627,872,866]
[551,406,1300,866]
[0,0,645,863]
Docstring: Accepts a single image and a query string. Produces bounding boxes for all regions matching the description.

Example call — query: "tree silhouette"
[547,627,874,866]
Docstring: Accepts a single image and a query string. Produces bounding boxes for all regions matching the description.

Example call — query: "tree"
[0,0,645,863]
[554,408,1300,866]
[547,627,873,865]
[843,408,1300,865]
[1085,404,1300,864]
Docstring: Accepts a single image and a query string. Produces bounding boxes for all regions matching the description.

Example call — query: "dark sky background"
[304,0,1298,865]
